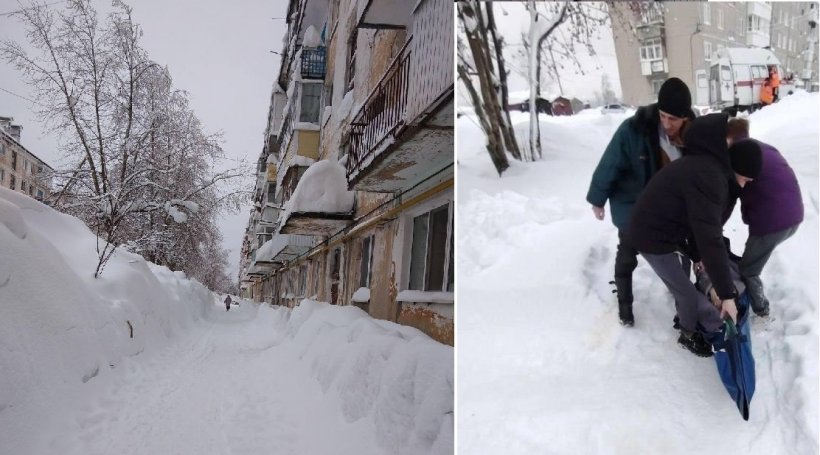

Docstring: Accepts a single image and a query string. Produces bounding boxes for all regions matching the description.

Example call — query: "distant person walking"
[586,77,696,326]
[726,118,803,317]
[225,295,232,312]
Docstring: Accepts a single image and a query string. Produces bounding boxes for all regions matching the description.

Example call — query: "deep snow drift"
[0,187,452,454]
[457,93,818,454]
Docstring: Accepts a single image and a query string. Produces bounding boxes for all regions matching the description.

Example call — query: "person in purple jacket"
[727,118,804,317]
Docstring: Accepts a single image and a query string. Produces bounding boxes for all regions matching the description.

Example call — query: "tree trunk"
[458,1,511,175]
[486,3,522,161]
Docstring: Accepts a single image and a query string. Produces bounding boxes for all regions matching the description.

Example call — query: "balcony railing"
[301,47,326,80]
[346,39,412,180]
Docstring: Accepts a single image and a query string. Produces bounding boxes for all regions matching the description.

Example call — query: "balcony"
[278,161,354,236]
[300,47,326,80]
[256,234,314,264]
[346,40,411,188]
[346,28,454,192]
[357,0,413,29]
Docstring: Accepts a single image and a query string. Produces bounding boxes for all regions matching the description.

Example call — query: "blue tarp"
[707,292,756,420]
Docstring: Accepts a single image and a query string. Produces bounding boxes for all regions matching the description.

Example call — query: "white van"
[708,47,795,115]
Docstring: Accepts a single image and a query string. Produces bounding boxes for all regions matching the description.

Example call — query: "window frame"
[359,234,374,288]
[346,27,358,92]
[702,3,711,25]
[405,198,454,293]
[639,37,663,62]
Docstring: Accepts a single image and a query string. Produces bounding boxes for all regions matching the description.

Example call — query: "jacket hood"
[683,112,730,169]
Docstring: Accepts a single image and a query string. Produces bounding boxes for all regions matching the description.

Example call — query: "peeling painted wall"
[397,303,454,346]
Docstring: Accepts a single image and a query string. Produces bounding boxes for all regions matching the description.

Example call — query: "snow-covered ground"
[0,188,453,454]
[457,92,819,454]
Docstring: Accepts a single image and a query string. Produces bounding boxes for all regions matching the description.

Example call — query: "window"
[36,189,44,200]
[0,168,4,184]
[346,28,358,91]
[9,174,15,190]
[640,37,663,61]
[0,142,4,155]
[408,202,454,292]
[299,83,322,123]
[737,17,744,36]
[359,234,374,288]
[330,248,341,280]
[704,40,713,62]
[702,4,711,25]
[28,183,33,196]
[21,181,26,193]
[266,182,275,202]
[11,150,17,170]
[721,66,732,81]
[718,9,724,29]
[652,79,664,96]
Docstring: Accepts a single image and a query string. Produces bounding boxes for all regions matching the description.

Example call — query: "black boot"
[678,330,713,358]
[614,276,634,327]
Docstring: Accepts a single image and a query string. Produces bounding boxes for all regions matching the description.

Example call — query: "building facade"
[612,2,819,106]
[238,0,454,345]
[0,116,52,201]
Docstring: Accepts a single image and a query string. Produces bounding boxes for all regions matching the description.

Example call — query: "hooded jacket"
[586,104,695,231]
[626,113,737,300]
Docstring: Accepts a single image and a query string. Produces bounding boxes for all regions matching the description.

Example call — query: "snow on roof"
[284,160,354,215]
[302,25,321,47]
[507,89,561,103]
[718,47,781,66]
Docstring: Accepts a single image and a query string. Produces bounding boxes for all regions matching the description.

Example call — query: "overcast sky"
[458,2,622,104]
[0,0,288,279]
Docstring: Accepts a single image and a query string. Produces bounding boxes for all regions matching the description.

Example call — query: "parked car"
[601,103,627,114]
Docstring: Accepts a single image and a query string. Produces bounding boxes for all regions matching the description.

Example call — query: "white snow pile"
[457,94,819,454]
[272,300,453,454]
[281,159,354,222]
[302,25,321,47]
[0,186,212,453]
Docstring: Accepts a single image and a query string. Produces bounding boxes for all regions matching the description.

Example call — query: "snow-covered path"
[33,298,453,455]
[46,302,377,454]
[457,94,819,454]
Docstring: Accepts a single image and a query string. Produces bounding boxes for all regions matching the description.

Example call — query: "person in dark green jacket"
[586,77,695,326]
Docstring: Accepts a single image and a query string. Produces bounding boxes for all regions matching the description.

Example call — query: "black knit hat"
[728,139,763,179]
[657,77,692,118]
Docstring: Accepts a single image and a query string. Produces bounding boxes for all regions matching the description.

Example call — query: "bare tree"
[2,0,245,280]
[457,1,516,174]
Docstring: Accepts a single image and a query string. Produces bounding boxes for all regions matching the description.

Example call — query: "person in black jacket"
[626,113,762,357]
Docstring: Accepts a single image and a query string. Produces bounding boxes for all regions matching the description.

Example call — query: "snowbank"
[281,300,453,454]
[0,187,214,453]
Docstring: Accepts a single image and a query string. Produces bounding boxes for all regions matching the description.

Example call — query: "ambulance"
[709,47,795,115]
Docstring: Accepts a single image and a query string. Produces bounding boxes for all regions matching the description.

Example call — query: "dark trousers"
[614,231,638,301]
[740,224,799,311]
[642,252,723,333]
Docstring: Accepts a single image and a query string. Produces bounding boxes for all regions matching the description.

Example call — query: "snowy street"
[457,93,819,454]
[0,186,453,455]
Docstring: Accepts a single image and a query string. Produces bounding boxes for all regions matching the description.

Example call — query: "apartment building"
[239,0,454,345]
[611,2,819,106]
[0,116,52,201]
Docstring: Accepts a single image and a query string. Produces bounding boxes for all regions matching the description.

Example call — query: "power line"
[0,86,47,107]
[0,1,68,17]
